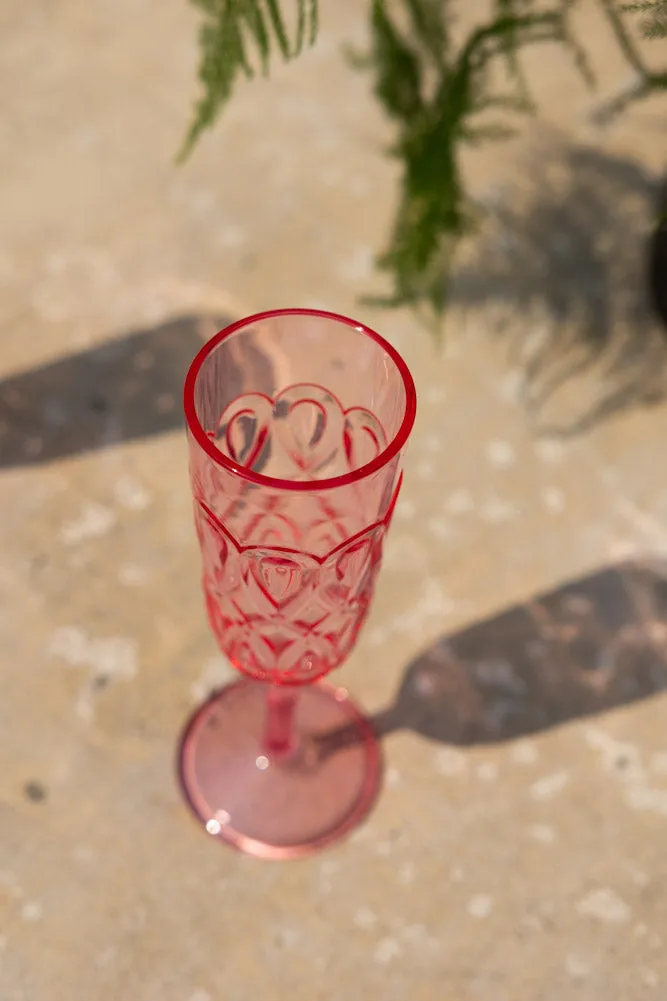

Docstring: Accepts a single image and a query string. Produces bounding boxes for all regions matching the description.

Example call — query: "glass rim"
[183,308,417,492]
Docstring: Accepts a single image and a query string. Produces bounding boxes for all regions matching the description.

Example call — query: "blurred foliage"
[353,0,592,322]
[181,0,667,327]
[623,0,667,38]
[177,0,318,162]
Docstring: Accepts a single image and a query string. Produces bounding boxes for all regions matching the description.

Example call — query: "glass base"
[178,679,382,859]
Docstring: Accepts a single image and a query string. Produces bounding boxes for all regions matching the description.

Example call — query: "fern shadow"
[452,139,667,437]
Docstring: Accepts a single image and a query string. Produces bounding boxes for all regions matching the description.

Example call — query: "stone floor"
[2,1,667,999]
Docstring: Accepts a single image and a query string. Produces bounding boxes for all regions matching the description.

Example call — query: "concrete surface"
[2,1,667,999]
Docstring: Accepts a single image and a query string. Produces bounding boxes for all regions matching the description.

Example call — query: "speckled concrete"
[2,2,667,999]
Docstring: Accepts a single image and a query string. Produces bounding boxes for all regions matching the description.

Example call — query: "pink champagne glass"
[180,308,416,858]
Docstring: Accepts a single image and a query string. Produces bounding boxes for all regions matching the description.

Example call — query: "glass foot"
[178,679,382,859]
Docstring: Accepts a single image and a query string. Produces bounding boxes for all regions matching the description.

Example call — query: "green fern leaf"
[178,0,319,162]
[265,0,290,57]
[370,0,424,121]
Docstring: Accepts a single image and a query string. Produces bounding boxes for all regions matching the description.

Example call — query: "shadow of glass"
[0,313,235,468]
[317,559,667,757]
[452,139,667,437]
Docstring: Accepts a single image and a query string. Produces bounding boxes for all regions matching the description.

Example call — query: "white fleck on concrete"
[275,927,300,950]
[380,535,429,573]
[416,460,435,480]
[75,688,95,722]
[375,840,393,857]
[354,907,377,930]
[534,438,565,463]
[480,496,519,523]
[400,923,428,943]
[189,991,212,1001]
[421,434,441,453]
[427,517,451,541]
[88,636,138,679]
[474,658,525,694]
[446,489,473,515]
[476,761,499,782]
[486,439,516,469]
[530,771,569,801]
[113,475,152,511]
[49,626,138,719]
[424,386,446,405]
[374,937,402,964]
[71,845,96,864]
[651,751,667,775]
[398,861,416,885]
[511,740,539,765]
[565,953,591,979]
[625,784,667,816]
[336,245,374,282]
[394,498,416,521]
[385,767,401,788]
[526,824,556,844]
[215,224,247,249]
[576,887,630,923]
[584,728,645,785]
[607,539,636,561]
[21,901,43,922]
[1,874,22,901]
[118,563,150,587]
[499,370,522,401]
[49,626,138,679]
[641,968,659,988]
[59,503,116,544]
[542,487,565,514]
[467,894,494,919]
[387,577,456,636]
[96,946,117,969]
[190,656,235,703]
[435,747,467,776]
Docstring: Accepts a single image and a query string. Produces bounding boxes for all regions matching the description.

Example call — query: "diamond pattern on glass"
[196,493,397,683]
[192,384,402,683]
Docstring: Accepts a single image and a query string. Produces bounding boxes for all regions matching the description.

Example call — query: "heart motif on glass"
[192,474,402,683]
[250,553,316,611]
[212,382,387,477]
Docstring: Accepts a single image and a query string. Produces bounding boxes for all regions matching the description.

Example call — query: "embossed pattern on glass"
[180,309,416,858]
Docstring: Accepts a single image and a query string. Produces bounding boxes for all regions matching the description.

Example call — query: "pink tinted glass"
[184,309,416,686]
[181,309,416,858]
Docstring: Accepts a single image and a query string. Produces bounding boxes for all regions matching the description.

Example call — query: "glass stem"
[262,686,299,759]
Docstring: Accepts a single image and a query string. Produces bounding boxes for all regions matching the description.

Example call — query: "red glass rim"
[183,308,417,492]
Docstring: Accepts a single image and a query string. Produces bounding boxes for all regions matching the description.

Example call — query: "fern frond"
[623,0,667,37]
[402,0,450,68]
[178,0,319,162]
[354,2,601,327]
[370,0,424,121]
[493,0,536,109]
